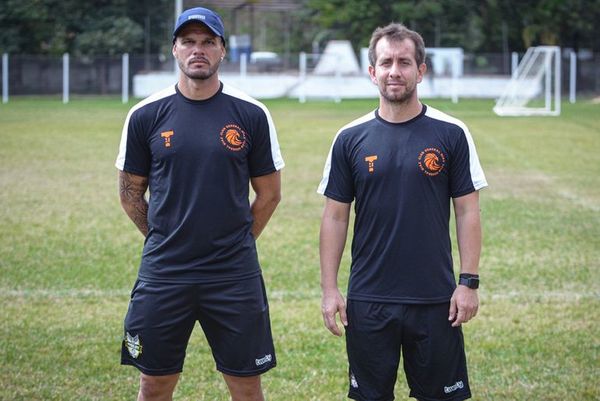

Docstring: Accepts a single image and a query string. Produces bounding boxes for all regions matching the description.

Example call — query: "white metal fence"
[1,51,599,103]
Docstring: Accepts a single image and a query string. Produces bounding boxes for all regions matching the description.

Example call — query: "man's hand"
[319,198,351,337]
[448,285,479,327]
[321,288,348,336]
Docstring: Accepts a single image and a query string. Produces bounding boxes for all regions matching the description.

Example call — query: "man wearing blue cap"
[116,6,283,401]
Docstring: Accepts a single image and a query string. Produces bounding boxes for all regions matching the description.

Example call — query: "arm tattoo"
[119,171,149,236]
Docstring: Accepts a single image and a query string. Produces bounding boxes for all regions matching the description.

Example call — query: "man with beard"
[116,7,283,401]
[318,23,487,401]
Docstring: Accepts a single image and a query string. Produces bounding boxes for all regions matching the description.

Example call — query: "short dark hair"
[368,23,426,67]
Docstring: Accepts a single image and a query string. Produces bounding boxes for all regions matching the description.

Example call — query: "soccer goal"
[493,46,561,116]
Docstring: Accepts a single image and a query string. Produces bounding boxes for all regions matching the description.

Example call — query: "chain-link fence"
[3,54,174,96]
[1,51,599,99]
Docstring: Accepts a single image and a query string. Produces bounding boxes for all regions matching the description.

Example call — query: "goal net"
[494,46,561,116]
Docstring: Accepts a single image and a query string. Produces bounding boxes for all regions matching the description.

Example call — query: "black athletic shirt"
[318,105,487,303]
[116,82,284,283]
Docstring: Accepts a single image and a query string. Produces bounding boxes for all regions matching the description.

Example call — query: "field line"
[1,288,599,302]
[486,290,600,301]
[1,288,130,298]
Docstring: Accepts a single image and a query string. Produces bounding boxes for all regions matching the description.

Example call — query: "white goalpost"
[494,46,561,116]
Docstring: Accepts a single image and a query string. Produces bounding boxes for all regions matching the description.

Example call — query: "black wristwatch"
[458,273,479,289]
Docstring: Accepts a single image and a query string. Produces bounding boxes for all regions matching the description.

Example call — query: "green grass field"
[1,96,599,400]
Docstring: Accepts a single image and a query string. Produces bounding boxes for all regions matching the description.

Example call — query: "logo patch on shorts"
[255,354,272,366]
[444,380,464,394]
[350,372,359,388]
[124,332,143,359]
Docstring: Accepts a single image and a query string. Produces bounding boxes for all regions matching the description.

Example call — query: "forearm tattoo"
[119,172,149,236]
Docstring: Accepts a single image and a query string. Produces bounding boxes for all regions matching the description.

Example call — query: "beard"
[379,81,416,104]
[177,57,221,80]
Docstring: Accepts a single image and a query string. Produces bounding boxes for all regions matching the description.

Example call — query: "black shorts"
[346,300,471,401]
[121,275,276,377]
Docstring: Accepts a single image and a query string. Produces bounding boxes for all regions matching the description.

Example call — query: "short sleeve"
[449,126,487,198]
[248,107,284,177]
[317,133,354,203]
[115,108,151,177]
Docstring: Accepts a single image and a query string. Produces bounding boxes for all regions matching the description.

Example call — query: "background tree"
[1,0,599,57]
[306,0,600,53]
[307,0,397,51]
[0,0,155,55]
[74,17,143,57]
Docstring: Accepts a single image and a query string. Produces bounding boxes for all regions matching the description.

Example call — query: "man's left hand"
[448,285,479,327]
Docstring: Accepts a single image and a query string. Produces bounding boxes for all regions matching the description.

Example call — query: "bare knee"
[138,373,179,401]
[222,374,264,401]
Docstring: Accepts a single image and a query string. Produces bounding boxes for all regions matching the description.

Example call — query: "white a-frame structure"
[494,46,561,116]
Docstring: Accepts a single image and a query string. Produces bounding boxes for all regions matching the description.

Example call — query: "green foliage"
[0,97,599,400]
[0,0,164,55]
[309,0,498,52]
[308,0,398,49]
[519,0,600,49]
[309,0,600,52]
[1,0,600,56]
[74,17,143,56]
[0,0,58,53]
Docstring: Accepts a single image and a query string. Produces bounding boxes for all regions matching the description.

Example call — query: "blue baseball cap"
[173,7,225,42]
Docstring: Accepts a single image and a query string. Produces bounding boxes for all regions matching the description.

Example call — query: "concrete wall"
[133,72,511,100]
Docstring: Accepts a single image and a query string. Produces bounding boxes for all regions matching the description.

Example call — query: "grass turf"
[0,96,599,400]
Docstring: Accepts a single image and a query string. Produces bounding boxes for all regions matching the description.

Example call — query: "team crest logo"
[418,147,446,176]
[220,124,247,151]
[124,332,143,359]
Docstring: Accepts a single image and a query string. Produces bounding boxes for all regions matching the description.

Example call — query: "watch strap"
[458,274,479,289]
